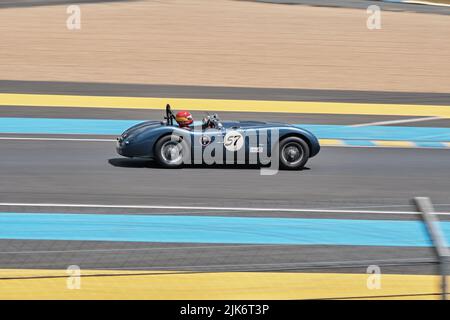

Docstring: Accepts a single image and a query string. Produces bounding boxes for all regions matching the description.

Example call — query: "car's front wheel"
[154,135,188,168]
[279,136,310,170]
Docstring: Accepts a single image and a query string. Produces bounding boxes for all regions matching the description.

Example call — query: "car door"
[190,127,224,165]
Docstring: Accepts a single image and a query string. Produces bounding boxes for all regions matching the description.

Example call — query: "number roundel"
[224,130,244,152]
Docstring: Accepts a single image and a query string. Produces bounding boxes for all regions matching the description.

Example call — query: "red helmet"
[175,111,193,127]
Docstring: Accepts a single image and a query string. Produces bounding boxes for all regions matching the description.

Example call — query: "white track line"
[1,202,450,215]
[321,144,450,149]
[317,203,450,210]
[0,137,115,142]
[350,116,442,127]
[0,136,448,150]
[403,0,450,7]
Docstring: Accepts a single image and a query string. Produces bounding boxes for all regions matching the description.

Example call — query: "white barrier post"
[414,197,449,300]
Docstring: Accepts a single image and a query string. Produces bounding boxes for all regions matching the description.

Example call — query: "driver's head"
[175,111,193,127]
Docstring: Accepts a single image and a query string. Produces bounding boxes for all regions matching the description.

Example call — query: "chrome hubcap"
[161,141,183,164]
[281,143,303,165]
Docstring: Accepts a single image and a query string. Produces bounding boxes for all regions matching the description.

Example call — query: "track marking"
[1,93,450,117]
[373,140,415,148]
[3,212,442,246]
[316,203,450,210]
[1,202,449,215]
[0,269,440,300]
[403,0,450,7]
[350,116,442,127]
[0,136,449,149]
[323,143,450,149]
[316,138,345,146]
[0,137,115,142]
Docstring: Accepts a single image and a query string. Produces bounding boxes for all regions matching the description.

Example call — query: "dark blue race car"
[116,105,320,170]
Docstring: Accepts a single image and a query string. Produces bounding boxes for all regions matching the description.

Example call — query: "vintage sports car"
[116,105,320,170]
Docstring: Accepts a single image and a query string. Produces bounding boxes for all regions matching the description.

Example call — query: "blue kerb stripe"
[297,124,450,142]
[1,118,450,142]
[414,141,447,148]
[0,212,447,247]
[342,140,376,147]
[0,118,141,135]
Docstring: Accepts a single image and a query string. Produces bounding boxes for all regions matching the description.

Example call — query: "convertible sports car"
[116,105,320,170]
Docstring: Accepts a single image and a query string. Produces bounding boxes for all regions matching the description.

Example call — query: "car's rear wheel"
[155,135,188,168]
[279,136,310,170]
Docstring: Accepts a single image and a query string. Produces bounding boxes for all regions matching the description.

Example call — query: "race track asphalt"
[1,0,449,14]
[1,140,450,212]
[0,140,448,274]
[0,81,449,276]
[250,0,450,15]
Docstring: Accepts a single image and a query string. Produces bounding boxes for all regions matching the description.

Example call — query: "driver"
[202,114,222,130]
[202,116,214,129]
[175,111,193,129]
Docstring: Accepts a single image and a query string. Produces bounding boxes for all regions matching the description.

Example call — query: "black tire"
[278,136,310,170]
[154,135,189,168]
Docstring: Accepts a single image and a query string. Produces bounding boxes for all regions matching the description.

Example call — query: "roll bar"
[165,104,176,126]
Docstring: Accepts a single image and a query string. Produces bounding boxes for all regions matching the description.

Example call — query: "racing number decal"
[224,130,244,152]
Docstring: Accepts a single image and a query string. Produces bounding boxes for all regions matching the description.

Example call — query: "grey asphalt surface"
[0,240,438,275]
[1,140,450,212]
[2,80,450,105]
[0,140,449,274]
[250,0,450,15]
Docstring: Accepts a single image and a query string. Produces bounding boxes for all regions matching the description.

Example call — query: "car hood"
[221,121,292,129]
[121,120,163,137]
